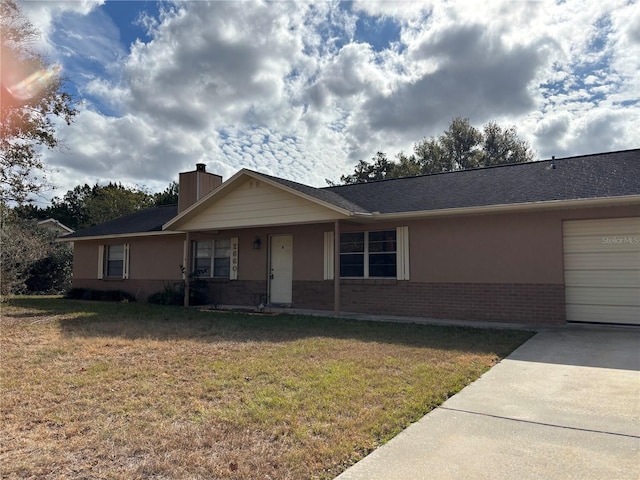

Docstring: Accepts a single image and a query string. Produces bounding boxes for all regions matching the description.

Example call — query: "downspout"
[334,219,340,314]
[184,231,191,307]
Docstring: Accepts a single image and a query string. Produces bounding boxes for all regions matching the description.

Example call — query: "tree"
[436,116,484,171]
[48,184,94,229]
[337,152,394,185]
[0,207,71,297]
[0,0,77,204]
[332,117,535,184]
[481,121,534,166]
[80,183,153,227]
[390,153,423,178]
[11,181,180,231]
[153,181,179,206]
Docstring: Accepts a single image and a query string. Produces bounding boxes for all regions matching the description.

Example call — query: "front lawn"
[0,297,533,479]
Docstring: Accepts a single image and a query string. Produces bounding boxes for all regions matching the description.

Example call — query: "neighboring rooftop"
[37,218,74,235]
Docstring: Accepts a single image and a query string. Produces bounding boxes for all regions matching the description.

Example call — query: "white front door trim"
[269,234,293,305]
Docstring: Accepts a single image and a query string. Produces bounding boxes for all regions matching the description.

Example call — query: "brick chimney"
[178,163,222,213]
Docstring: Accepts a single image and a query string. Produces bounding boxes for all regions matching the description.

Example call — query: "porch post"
[334,220,340,314]
[184,232,191,307]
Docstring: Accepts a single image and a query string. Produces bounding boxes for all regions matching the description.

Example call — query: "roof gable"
[37,218,74,235]
[164,170,355,231]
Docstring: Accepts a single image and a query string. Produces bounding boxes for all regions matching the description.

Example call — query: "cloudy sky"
[18,0,640,204]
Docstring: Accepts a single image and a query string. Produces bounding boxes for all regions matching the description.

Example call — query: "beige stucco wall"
[190,223,330,282]
[341,204,640,284]
[72,234,185,281]
[407,212,562,284]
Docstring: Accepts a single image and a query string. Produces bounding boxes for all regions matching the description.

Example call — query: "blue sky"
[18,0,640,203]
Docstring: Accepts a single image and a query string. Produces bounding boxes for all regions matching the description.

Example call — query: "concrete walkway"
[336,326,640,480]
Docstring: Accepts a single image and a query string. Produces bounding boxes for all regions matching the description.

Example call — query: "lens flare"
[5,64,62,101]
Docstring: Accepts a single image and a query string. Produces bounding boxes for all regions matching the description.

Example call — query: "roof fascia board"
[163,169,353,230]
[366,195,640,221]
[56,230,184,243]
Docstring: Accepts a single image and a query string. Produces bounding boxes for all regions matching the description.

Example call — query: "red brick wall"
[73,277,565,325]
[293,281,334,310]
[71,278,174,302]
[202,279,267,306]
[339,280,565,324]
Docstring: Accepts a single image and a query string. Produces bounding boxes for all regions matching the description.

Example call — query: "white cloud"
[17,0,639,203]
[20,0,105,56]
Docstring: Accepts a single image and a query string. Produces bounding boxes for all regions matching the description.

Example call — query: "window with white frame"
[340,230,397,278]
[193,239,231,278]
[98,244,129,280]
[106,245,125,277]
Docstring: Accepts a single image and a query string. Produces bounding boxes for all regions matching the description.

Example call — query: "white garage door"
[563,217,640,325]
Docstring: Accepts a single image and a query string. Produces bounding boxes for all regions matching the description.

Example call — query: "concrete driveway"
[336,326,640,480]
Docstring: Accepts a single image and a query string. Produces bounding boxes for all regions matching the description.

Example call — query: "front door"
[269,235,293,305]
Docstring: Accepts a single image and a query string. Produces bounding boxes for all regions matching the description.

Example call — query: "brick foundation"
[202,279,267,307]
[72,278,566,325]
[71,278,175,302]
[339,280,566,325]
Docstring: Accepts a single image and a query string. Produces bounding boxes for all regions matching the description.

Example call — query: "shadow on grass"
[5,297,534,356]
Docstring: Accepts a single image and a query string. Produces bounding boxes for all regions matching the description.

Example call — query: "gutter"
[352,195,640,220]
[56,230,184,243]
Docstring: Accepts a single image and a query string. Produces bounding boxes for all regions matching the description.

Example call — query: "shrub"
[147,279,208,306]
[0,215,72,297]
[25,247,72,294]
[148,283,184,306]
[65,288,136,302]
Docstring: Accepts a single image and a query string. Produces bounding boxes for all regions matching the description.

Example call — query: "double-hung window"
[106,245,124,277]
[98,244,129,280]
[340,230,397,278]
[193,239,231,278]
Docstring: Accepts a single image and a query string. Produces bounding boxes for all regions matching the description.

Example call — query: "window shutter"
[123,243,130,279]
[230,237,239,280]
[323,231,334,280]
[396,226,410,280]
[97,245,104,279]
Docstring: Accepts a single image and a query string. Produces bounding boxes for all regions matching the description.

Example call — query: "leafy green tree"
[481,121,535,166]
[0,0,77,204]
[389,153,423,179]
[48,184,94,229]
[11,181,180,231]
[337,152,393,185]
[83,183,153,226]
[433,116,484,171]
[333,117,535,184]
[153,181,179,206]
[0,208,71,297]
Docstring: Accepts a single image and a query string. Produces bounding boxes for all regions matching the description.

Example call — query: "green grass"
[0,297,533,479]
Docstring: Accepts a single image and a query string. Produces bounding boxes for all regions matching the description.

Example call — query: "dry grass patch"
[0,297,533,479]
